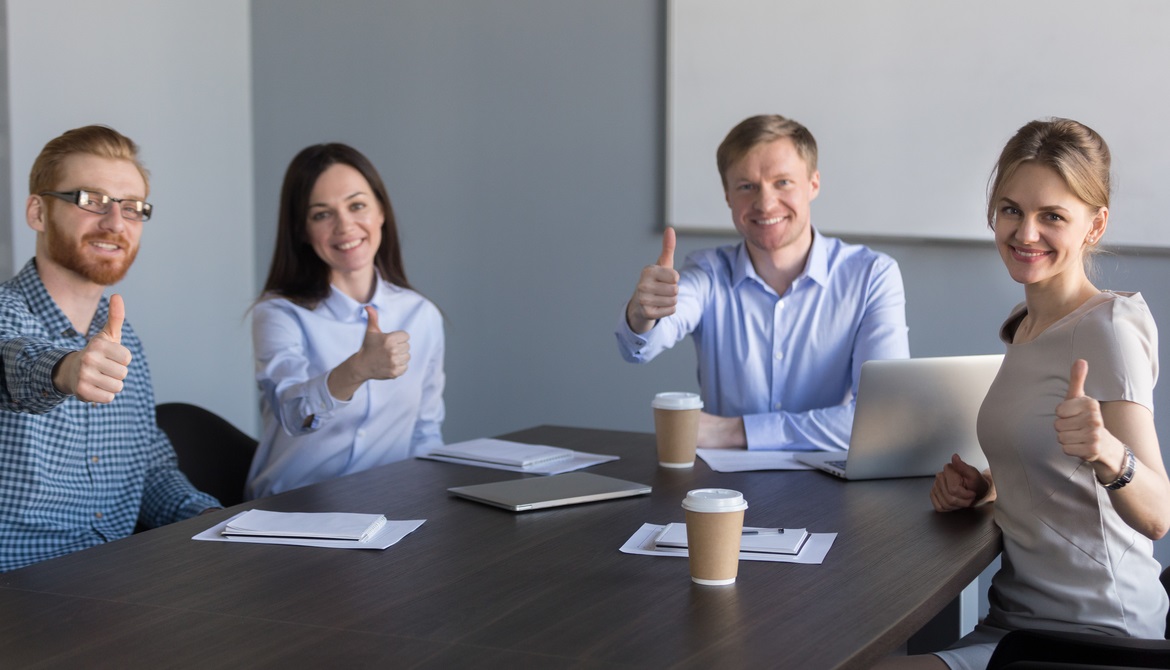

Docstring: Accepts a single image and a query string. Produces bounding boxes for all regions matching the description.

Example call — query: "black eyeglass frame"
[40,190,153,222]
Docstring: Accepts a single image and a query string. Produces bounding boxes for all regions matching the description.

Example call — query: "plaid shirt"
[0,259,218,572]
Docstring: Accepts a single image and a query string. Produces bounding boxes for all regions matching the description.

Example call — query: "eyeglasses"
[40,190,153,222]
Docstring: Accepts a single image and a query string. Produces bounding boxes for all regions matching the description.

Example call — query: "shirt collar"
[16,259,108,338]
[732,227,829,291]
[804,228,830,287]
[319,270,394,321]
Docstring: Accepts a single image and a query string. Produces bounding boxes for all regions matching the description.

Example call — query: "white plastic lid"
[651,392,703,410]
[681,488,748,513]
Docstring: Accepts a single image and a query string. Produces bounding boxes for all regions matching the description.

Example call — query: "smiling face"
[34,154,144,287]
[993,161,1106,291]
[724,137,820,264]
[305,163,384,299]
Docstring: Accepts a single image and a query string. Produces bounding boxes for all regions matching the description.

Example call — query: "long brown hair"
[261,143,412,307]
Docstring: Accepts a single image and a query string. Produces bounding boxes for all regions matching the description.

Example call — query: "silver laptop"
[796,354,1002,480]
[447,471,651,511]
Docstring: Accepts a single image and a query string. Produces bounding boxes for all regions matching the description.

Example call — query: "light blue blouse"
[246,277,444,499]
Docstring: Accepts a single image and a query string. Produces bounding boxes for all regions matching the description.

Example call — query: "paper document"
[428,439,574,467]
[655,523,810,555]
[420,438,618,475]
[619,523,835,565]
[696,448,816,472]
[193,511,424,550]
[222,509,387,541]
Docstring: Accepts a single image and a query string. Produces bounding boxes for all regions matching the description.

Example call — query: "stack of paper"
[654,523,810,555]
[618,523,835,565]
[194,511,424,551]
[222,510,387,542]
[428,441,574,468]
[420,438,619,475]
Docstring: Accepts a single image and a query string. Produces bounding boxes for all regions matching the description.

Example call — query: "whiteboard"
[667,0,1170,247]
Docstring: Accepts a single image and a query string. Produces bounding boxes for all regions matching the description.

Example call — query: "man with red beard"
[0,125,219,572]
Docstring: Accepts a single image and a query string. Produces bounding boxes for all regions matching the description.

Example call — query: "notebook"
[796,354,1002,480]
[447,472,651,512]
[428,439,574,468]
[221,510,387,542]
[654,523,810,555]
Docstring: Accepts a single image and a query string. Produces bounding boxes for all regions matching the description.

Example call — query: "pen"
[742,528,783,535]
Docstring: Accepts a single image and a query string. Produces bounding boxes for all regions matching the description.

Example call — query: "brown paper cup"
[682,489,747,586]
[652,392,703,468]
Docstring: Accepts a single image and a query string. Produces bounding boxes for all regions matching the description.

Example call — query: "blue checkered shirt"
[0,259,219,572]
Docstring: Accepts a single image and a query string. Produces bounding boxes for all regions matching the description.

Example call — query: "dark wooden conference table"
[0,425,1000,669]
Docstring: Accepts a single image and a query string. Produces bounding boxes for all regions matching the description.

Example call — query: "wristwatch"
[1103,446,1136,491]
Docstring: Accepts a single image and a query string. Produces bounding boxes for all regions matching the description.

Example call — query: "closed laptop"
[448,471,651,511]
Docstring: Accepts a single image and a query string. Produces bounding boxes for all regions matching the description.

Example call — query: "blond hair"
[716,115,818,189]
[987,118,1109,229]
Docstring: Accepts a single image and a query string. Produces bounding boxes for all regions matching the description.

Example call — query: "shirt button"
[774,352,783,360]
[91,456,100,464]
[774,403,783,410]
[357,429,366,438]
[94,512,103,519]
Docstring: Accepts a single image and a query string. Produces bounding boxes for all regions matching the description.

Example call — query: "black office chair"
[985,566,1170,670]
[156,402,258,508]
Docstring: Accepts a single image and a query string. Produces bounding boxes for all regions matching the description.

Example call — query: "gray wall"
[0,1,10,281]
[251,0,695,439]
[5,0,257,435]
[251,0,1170,572]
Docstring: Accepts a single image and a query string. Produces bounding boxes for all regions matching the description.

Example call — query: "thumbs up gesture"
[1054,359,1109,462]
[327,306,411,402]
[356,306,411,381]
[626,227,680,334]
[52,294,133,403]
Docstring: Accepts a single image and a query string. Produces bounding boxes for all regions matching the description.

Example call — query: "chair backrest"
[156,402,258,508]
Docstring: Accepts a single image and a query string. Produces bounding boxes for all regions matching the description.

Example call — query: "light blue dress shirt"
[247,276,445,499]
[616,230,909,451]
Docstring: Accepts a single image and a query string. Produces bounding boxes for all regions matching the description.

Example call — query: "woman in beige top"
[881,119,1170,670]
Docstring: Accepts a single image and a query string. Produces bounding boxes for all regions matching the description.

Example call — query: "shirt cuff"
[743,412,818,451]
[178,491,223,520]
[301,372,352,430]
[614,318,649,361]
[37,349,73,400]
[615,314,673,363]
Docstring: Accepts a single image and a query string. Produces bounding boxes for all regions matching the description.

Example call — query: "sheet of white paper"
[224,509,386,541]
[619,523,835,565]
[428,438,575,467]
[696,448,816,472]
[193,512,424,550]
[419,438,618,475]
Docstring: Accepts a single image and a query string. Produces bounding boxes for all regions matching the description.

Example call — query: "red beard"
[46,223,138,286]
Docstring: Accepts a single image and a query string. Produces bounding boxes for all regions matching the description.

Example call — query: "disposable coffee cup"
[652,392,703,468]
[682,488,747,585]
